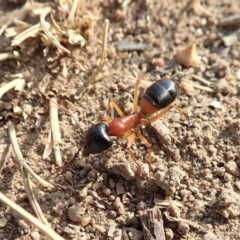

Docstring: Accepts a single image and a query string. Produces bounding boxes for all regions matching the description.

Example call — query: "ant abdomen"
[140,79,178,115]
[83,123,113,156]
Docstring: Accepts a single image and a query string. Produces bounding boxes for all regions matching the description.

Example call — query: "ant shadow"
[217,121,240,148]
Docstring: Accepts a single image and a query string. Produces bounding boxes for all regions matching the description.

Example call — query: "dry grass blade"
[0,79,25,99]
[182,79,214,92]
[84,19,109,87]
[5,20,31,38]
[0,147,9,173]
[68,0,79,23]
[11,23,42,46]
[23,168,50,226]
[0,192,65,240]
[164,212,200,230]
[34,7,70,54]
[191,74,211,86]
[49,97,62,166]
[23,161,54,188]
[177,71,211,86]
[218,14,240,27]
[8,122,54,188]
[43,130,53,159]
[8,122,53,226]
[0,52,20,61]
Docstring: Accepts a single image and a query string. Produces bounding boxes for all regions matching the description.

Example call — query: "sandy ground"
[0,0,240,239]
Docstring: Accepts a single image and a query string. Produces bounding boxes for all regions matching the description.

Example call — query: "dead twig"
[8,122,53,226]
[0,146,9,173]
[34,7,70,54]
[68,0,79,23]
[164,212,200,230]
[176,71,211,86]
[182,79,214,92]
[0,192,65,240]
[5,19,31,38]
[139,206,166,240]
[40,90,85,175]
[0,52,20,62]
[0,79,26,99]
[218,14,240,28]
[22,161,54,188]
[84,19,109,87]
[49,97,62,166]
[11,23,42,46]
[8,122,54,189]
[191,74,211,86]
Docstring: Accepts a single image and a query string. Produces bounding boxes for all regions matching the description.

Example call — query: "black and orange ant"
[83,75,186,165]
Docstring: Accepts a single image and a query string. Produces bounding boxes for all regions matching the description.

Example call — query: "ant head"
[82,123,113,156]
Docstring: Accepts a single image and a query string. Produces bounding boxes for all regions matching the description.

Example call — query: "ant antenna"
[42,19,109,178]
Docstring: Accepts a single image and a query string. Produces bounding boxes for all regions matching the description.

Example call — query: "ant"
[82,75,186,165]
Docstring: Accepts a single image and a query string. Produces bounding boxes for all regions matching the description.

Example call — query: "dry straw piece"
[175,43,198,67]
[0,193,64,240]
[0,78,25,99]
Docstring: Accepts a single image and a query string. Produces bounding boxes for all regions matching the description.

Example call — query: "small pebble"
[137,201,147,210]
[225,161,239,176]
[109,195,116,201]
[76,159,86,167]
[118,82,128,91]
[177,221,190,235]
[87,169,98,180]
[113,197,125,215]
[68,204,84,222]
[103,188,111,196]
[203,231,218,240]
[152,58,165,67]
[95,225,106,233]
[223,173,232,182]
[165,228,174,240]
[65,171,72,181]
[31,231,40,240]
[109,210,117,218]
[0,217,7,227]
[69,197,76,205]
[79,186,88,199]
[169,205,181,218]
[85,196,93,204]
[109,178,115,188]
[116,182,125,195]
[140,163,149,176]
[80,215,92,227]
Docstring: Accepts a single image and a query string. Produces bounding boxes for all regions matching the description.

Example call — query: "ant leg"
[173,105,189,119]
[133,74,144,113]
[123,130,133,138]
[136,130,152,164]
[125,132,140,167]
[140,105,174,125]
[99,116,114,123]
[107,98,125,117]
[140,105,188,126]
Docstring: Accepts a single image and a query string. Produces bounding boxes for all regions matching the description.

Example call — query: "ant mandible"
[82,75,185,165]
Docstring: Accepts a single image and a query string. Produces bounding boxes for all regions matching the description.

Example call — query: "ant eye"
[83,123,112,156]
